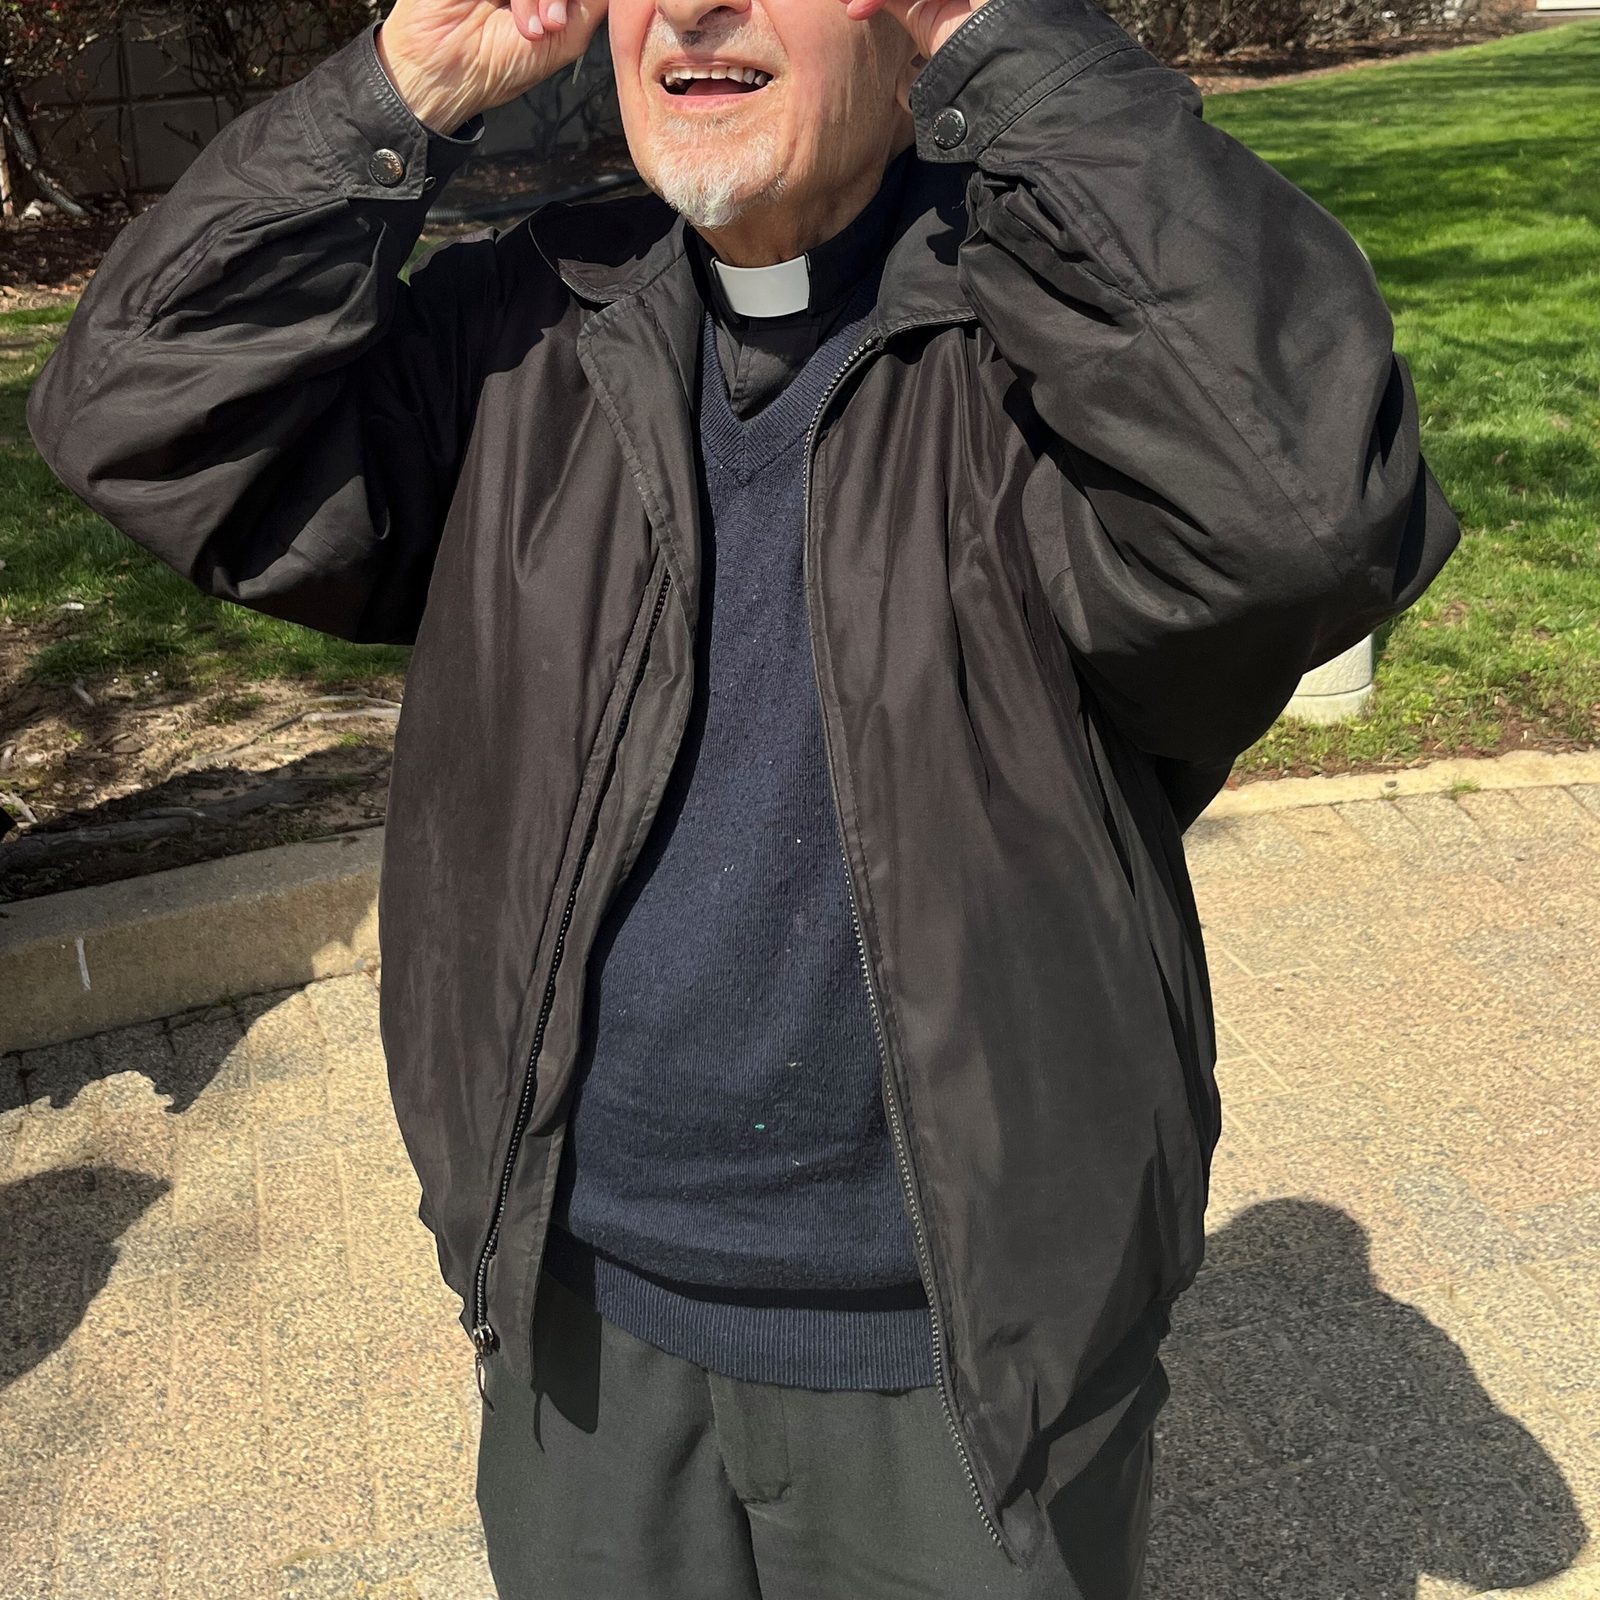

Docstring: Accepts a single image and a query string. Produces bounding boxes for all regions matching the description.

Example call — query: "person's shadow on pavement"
[0,1166,169,1392]
[1145,1199,1588,1598]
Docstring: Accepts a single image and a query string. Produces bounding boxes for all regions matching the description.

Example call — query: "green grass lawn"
[1206,19,1600,776]
[4,20,1598,771]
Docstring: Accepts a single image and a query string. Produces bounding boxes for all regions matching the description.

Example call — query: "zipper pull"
[471,1322,498,1409]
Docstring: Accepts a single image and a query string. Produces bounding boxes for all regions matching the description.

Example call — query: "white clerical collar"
[710,253,811,317]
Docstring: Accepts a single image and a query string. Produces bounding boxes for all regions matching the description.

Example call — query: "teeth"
[663,65,773,88]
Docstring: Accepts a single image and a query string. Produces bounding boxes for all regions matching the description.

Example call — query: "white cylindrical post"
[1282,634,1375,724]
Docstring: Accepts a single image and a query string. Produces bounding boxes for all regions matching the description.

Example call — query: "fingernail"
[549,1,566,22]
[528,14,544,32]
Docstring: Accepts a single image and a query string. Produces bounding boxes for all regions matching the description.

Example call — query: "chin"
[645,132,788,231]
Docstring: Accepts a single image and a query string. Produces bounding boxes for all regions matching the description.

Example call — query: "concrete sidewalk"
[2,781,1598,1597]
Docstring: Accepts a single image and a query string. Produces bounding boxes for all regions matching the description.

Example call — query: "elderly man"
[28,0,1459,1590]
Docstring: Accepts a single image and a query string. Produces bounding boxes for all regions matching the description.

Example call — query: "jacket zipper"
[800,330,1011,1562]
[468,568,673,1402]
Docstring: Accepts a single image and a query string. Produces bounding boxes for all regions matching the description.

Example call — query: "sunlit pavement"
[3,783,1598,1597]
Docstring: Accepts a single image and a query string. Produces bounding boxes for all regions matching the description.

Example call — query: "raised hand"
[836,0,989,69]
[377,0,610,135]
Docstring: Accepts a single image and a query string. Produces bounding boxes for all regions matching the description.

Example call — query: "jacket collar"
[533,156,977,638]
[529,154,977,339]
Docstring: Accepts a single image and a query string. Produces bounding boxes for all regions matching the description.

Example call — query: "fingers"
[843,0,890,17]
[510,0,581,38]
[508,0,545,38]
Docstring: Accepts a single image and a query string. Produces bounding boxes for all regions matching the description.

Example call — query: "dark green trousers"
[474,1270,1158,1599]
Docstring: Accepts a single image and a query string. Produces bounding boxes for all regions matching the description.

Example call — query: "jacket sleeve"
[26,23,493,647]
[908,0,1461,772]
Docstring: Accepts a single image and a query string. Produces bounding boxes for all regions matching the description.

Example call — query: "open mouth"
[660,64,775,99]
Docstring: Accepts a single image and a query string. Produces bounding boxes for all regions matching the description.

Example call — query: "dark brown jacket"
[28,0,1460,1566]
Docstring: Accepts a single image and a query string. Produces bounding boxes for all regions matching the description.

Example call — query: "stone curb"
[0,827,382,1053]
[1204,748,1600,819]
[3,746,1597,1051]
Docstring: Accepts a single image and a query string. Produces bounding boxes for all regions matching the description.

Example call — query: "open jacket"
[28,0,1460,1567]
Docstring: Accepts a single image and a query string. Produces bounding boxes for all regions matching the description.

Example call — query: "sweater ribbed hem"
[542,1224,937,1392]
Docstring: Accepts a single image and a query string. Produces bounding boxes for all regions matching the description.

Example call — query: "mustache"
[644,20,787,70]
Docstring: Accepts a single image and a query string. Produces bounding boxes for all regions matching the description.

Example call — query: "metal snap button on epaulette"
[369,148,406,186]
[931,107,967,150]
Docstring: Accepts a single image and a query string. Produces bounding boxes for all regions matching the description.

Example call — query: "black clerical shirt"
[684,144,915,421]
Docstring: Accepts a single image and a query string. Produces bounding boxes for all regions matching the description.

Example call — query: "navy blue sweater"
[545,277,935,1390]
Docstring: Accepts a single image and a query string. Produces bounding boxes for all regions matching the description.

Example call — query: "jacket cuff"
[908,0,1147,164]
[294,21,484,204]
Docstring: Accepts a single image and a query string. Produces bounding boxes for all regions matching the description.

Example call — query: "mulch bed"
[0,203,133,312]
[0,610,400,903]
[1176,20,1527,92]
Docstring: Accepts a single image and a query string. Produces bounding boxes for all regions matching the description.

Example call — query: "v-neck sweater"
[543,275,935,1391]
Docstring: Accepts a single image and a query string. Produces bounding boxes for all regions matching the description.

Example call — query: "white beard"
[647,119,786,230]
